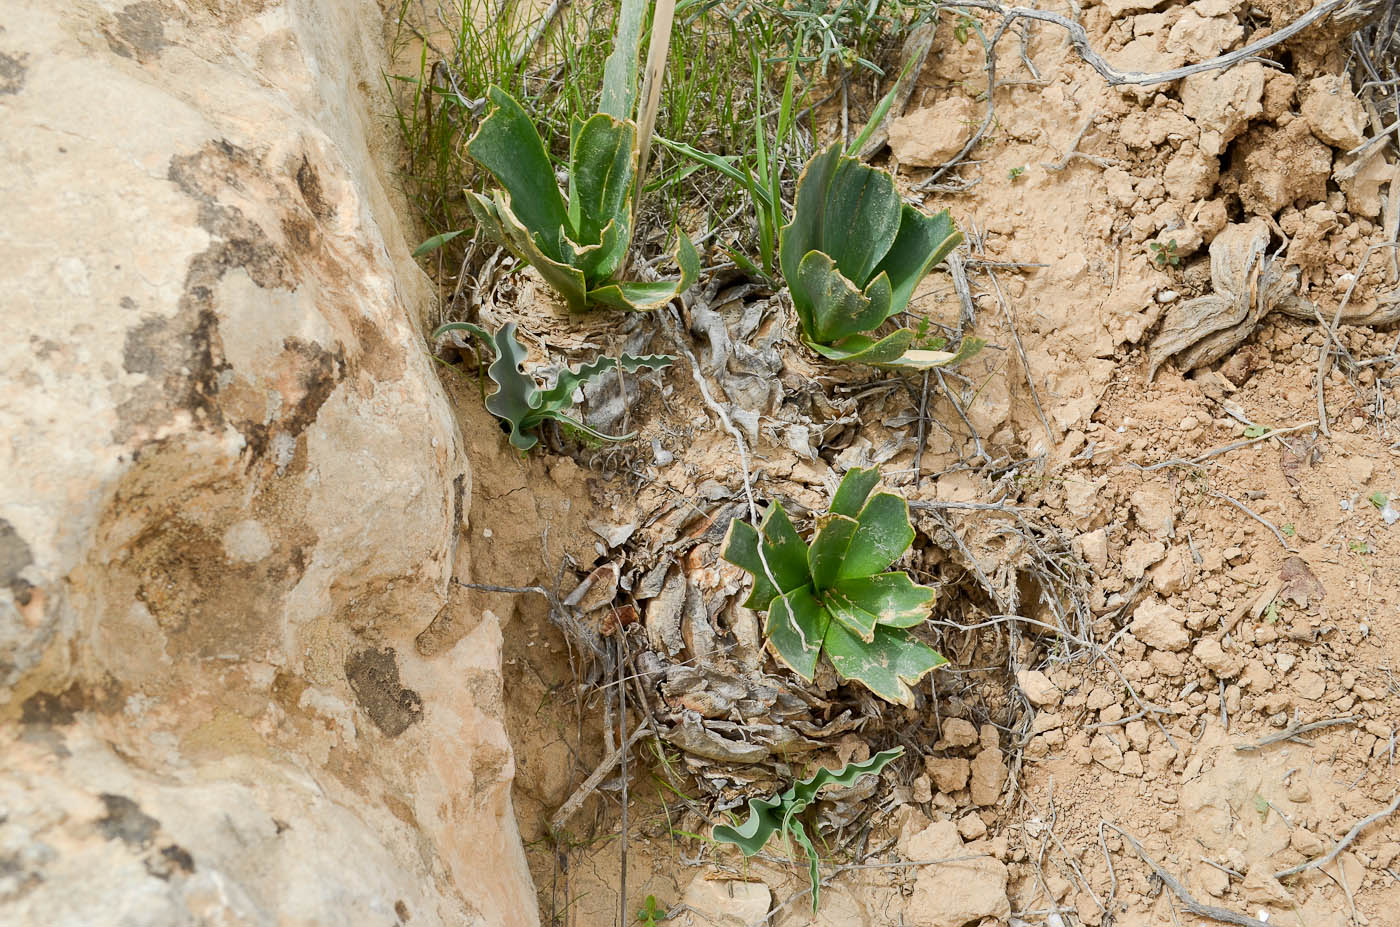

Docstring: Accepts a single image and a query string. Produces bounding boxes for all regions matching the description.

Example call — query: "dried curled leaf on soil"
[722,467,946,705]
[713,747,903,912]
[1148,220,1400,380]
[431,320,671,450]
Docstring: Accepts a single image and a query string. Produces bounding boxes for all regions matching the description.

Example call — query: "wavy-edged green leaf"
[759,502,812,592]
[787,818,822,913]
[480,322,545,451]
[712,793,785,855]
[839,492,915,580]
[467,88,571,257]
[789,747,904,806]
[569,114,637,280]
[586,231,699,311]
[820,156,902,286]
[492,192,589,312]
[779,144,842,285]
[872,206,962,316]
[831,573,935,628]
[765,585,827,681]
[877,335,985,371]
[807,514,859,591]
[821,587,879,642]
[722,519,781,611]
[599,0,647,120]
[822,621,945,706]
[413,229,466,258]
[830,467,881,519]
[535,352,671,410]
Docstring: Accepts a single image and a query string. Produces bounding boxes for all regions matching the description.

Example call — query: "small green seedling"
[954,14,976,44]
[636,894,666,926]
[722,467,946,705]
[779,144,982,369]
[1150,239,1180,268]
[433,320,671,450]
[1242,424,1271,438]
[714,747,903,912]
[1369,491,1388,510]
[1008,166,1026,181]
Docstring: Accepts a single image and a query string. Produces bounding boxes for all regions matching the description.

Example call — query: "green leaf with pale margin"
[722,519,781,611]
[832,572,936,628]
[569,113,637,279]
[807,514,860,590]
[765,585,827,681]
[839,492,915,580]
[829,467,881,518]
[822,621,946,706]
[720,467,947,705]
[777,144,971,369]
[467,88,571,257]
[587,232,700,311]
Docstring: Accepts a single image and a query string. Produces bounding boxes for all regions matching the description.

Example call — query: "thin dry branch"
[1273,791,1400,880]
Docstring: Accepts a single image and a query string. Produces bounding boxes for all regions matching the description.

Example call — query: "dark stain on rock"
[20,678,125,726]
[344,647,423,737]
[395,899,411,922]
[0,518,34,596]
[0,51,27,95]
[295,156,334,220]
[97,794,159,848]
[106,2,168,61]
[452,474,465,530]
[144,844,196,880]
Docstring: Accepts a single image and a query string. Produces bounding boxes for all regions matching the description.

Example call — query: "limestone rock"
[1131,598,1191,651]
[903,821,1011,927]
[1016,669,1063,708]
[1233,121,1333,216]
[1077,528,1109,573]
[937,717,979,750]
[1181,63,1266,157]
[0,1,536,923]
[1242,861,1297,909]
[681,877,772,926]
[1301,75,1367,150]
[1194,638,1242,678]
[969,748,1008,806]
[889,96,977,167]
[1090,734,1124,771]
[1293,670,1327,701]
[1165,10,1243,61]
[926,757,971,794]
[1123,540,1166,580]
[1129,485,1174,539]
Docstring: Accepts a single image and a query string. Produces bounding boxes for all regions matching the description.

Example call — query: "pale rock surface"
[1234,121,1333,216]
[1090,733,1124,771]
[969,747,1008,806]
[680,877,771,926]
[0,0,534,923]
[1194,638,1242,678]
[926,757,972,793]
[937,717,979,749]
[1165,9,1243,61]
[902,821,1010,927]
[1122,539,1166,580]
[1180,63,1266,157]
[890,96,978,167]
[1301,75,1368,150]
[1131,598,1191,651]
[1016,669,1062,708]
[1129,485,1174,539]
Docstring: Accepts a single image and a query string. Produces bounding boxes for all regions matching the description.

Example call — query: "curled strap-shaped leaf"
[587,232,699,311]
